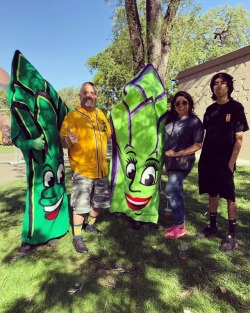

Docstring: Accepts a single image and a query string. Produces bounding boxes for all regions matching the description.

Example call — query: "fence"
[0,108,112,164]
[0,109,22,163]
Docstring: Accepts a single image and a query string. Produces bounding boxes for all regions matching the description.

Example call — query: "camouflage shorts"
[71,172,110,214]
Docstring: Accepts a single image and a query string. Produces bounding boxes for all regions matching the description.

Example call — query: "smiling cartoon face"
[22,149,69,241]
[124,150,159,213]
[39,162,65,220]
[109,64,168,223]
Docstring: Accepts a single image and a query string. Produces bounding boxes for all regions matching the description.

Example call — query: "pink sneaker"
[164,225,176,233]
[164,225,187,239]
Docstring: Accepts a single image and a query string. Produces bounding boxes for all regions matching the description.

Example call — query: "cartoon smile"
[125,193,152,210]
[44,195,63,220]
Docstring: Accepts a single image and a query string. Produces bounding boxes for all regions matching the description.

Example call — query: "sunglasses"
[174,100,189,107]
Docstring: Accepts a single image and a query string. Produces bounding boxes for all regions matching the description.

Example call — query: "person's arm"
[165,142,203,157]
[60,112,78,149]
[228,131,243,172]
[228,102,248,171]
[60,127,78,149]
[13,132,45,151]
[107,118,111,139]
[101,112,111,139]
[165,117,204,157]
[60,135,72,149]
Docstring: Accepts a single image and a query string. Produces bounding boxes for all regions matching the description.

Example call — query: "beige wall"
[177,45,250,161]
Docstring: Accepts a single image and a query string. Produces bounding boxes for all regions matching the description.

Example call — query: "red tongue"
[46,211,59,220]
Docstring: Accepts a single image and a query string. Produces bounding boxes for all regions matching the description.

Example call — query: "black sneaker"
[46,239,58,247]
[220,235,238,252]
[146,222,161,230]
[19,242,35,255]
[196,225,218,238]
[73,236,88,253]
[130,220,144,230]
[84,224,103,234]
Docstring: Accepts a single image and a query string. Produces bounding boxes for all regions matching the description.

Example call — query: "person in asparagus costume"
[109,64,168,228]
[8,50,70,254]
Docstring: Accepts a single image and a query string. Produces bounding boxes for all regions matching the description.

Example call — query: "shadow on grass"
[0,182,26,232]
[1,167,250,312]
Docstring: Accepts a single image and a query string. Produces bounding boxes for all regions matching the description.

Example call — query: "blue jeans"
[165,169,192,225]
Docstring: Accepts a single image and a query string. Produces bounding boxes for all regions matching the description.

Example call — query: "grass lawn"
[0,145,14,154]
[0,165,250,313]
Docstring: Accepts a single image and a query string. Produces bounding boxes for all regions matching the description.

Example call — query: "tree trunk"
[125,0,145,75]
[146,0,162,70]
[125,0,181,82]
[158,0,181,81]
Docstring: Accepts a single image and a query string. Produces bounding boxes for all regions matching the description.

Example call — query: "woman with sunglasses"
[163,91,204,239]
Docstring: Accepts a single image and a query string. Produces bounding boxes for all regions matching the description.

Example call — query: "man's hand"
[66,127,78,145]
[32,134,45,150]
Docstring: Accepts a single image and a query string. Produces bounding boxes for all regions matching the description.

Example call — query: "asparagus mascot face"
[109,64,168,223]
[8,50,70,244]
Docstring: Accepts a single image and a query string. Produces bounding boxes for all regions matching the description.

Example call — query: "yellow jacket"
[60,105,111,179]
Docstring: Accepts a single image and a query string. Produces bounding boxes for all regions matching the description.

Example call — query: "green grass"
[0,166,250,313]
[0,145,14,153]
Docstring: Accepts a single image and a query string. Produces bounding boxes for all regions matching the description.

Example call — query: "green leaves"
[87,2,250,102]
[0,90,8,109]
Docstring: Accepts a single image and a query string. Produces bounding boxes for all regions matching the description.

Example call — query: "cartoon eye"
[57,164,65,184]
[44,171,55,188]
[126,159,136,180]
[140,166,157,186]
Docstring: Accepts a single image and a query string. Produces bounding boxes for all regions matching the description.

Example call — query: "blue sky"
[1,0,249,90]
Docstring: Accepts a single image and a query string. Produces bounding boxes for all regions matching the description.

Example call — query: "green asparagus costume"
[109,64,168,224]
[8,50,70,244]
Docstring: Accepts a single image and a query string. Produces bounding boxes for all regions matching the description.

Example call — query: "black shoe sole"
[196,227,219,238]
[130,221,144,230]
[19,243,35,255]
[73,245,88,254]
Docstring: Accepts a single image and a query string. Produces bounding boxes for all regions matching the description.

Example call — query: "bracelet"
[65,136,71,146]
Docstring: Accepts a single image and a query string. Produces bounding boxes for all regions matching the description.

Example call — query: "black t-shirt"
[164,114,204,158]
[200,99,249,164]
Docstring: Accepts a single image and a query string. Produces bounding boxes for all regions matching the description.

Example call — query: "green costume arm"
[12,131,34,150]
[13,133,45,151]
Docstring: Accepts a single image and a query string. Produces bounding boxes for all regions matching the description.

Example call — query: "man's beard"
[82,98,95,108]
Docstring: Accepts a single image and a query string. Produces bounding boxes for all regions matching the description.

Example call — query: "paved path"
[0,158,249,186]
[0,159,71,186]
[0,162,26,185]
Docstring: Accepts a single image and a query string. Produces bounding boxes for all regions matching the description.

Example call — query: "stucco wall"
[177,45,250,161]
